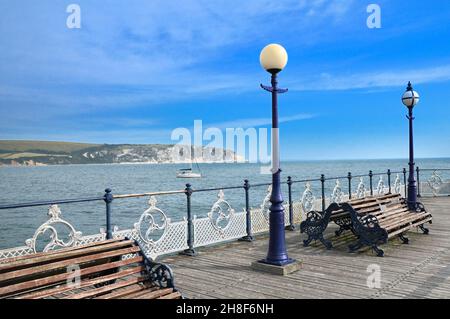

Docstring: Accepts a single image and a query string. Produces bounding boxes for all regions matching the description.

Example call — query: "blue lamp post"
[402,81,420,210]
[258,44,295,266]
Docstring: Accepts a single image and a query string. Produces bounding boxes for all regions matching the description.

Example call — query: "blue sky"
[0,0,449,160]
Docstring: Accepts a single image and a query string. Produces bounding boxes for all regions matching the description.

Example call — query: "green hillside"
[0,140,101,154]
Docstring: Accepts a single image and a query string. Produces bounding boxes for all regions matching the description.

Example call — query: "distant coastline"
[0,140,244,167]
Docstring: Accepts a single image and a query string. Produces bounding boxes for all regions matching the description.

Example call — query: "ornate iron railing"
[1,167,447,263]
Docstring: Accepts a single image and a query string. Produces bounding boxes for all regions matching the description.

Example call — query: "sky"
[0,0,449,160]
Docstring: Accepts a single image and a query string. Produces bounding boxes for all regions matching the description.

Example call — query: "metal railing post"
[286,176,295,231]
[181,183,196,256]
[416,167,421,197]
[387,169,392,194]
[321,174,326,211]
[240,179,254,241]
[369,170,374,196]
[103,188,113,240]
[403,168,407,197]
[347,172,352,199]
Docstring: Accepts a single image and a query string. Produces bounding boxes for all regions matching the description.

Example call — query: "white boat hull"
[176,172,202,178]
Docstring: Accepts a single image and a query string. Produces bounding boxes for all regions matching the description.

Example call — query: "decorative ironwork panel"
[0,205,105,262]
[376,176,385,195]
[25,205,82,253]
[260,185,272,221]
[112,196,188,261]
[301,183,315,213]
[207,190,234,232]
[393,174,402,194]
[193,212,247,248]
[331,180,343,203]
[193,190,246,247]
[356,178,367,199]
[427,171,443,196]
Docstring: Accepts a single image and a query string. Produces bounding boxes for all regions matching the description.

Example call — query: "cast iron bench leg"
[398,233,409,244]
[319,234,333,250]
[419,224,429,234]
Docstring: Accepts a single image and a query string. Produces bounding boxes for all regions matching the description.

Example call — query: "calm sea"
[1,158,449,250]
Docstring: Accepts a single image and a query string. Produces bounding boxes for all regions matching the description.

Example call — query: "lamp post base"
[179,248,197,257]
[285,225,296,231]
[251,258,301,276]
[239,235,254,242]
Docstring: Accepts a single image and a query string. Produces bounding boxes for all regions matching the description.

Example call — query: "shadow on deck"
[163,197,450,299]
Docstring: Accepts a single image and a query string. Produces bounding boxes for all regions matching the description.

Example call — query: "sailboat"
[176,158,202,178]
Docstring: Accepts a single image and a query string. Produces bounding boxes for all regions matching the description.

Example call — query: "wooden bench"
[344,197,432,257]
[300,193,402,249]
[0,238,182,299]
[300,194,432,256]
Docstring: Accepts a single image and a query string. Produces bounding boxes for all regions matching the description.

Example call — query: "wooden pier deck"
[164,197,450,299]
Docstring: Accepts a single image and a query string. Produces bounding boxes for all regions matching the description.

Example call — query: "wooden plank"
[95,283,154,299]
[117,286,160,299]
[0,255,144,298]
[135,288,174,299]
[0,239,134,272]
[17,265,145,299]
[157,291,182,299]
[383,212,431,231]
[388,217,433,238]
[64,276,148,299]
[0,246,141,283]
[0,239,124,266]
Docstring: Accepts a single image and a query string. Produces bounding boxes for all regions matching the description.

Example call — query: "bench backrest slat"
[0,239,154,299]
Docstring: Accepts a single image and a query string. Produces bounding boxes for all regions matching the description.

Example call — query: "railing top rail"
[192,185,243,193]
[0,196,104,210]
[291,178,322,183]
[113,189,187,199]
[418,168,450,171]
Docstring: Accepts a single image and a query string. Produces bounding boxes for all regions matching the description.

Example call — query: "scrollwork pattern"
[261,185,272,221]
[356,178,366,199]
[25,205,82,253]
[207,190,234,232]
[134,196,168,246]
[331,180,343,203]
[394,174,402,194]
[427,170,443,196]
[301,183,315,213]
[376,176,385,195]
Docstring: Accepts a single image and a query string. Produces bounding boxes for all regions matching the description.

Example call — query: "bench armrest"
[340,203,388,246]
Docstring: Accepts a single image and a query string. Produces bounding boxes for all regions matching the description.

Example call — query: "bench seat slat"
[157,291,182,299]
[95,283,155,299]
[382,212,431,231]
[117,286,161,299]
[134,288,174,299]
[20,265,145,299]
[387,217,433,238]
[64,275,148,299]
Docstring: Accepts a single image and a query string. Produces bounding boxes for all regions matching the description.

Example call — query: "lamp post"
[258,44,295,267]
[402,81,420,210]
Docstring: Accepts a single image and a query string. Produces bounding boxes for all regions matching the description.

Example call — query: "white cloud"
[207,113,316,129]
